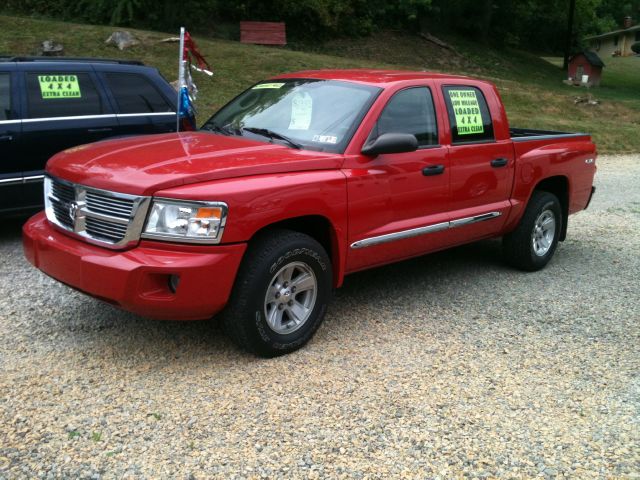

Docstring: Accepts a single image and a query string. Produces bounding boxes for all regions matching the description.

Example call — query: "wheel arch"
[248,215,344,287]
[533,175,570,241]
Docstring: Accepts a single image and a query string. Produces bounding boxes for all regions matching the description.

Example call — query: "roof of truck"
[273,69,475,87]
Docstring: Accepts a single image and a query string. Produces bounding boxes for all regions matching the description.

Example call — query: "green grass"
[1,15,638,153]
[542,55,640,106]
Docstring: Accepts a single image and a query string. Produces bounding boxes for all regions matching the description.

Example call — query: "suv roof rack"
[0,56,144,65]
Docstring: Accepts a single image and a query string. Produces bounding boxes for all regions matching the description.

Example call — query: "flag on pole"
[177,27,213,132]
[183,31,213,76]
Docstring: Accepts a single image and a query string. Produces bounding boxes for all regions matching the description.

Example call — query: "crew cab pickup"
[23,70,597,357]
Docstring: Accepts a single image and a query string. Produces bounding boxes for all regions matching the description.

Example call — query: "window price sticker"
[289,92,313,130]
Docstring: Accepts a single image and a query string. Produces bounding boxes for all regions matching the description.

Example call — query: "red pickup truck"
[23,70,597,356]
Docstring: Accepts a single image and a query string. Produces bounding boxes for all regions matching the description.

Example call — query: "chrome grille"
[86,191,135,219]
[51,198,74,229]
[85,217,129,243]
[51,180,74,203]
[44,176,151,249]
[50,180,75,229]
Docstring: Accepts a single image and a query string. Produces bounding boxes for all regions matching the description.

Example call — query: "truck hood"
[46,132,343,196]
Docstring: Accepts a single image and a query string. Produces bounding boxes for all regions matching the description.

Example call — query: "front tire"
[503,191,562,271]
[222,229,332,357]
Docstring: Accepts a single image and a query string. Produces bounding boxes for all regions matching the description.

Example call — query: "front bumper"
[23,212,246,320]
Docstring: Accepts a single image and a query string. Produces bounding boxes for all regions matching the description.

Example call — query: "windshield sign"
[202,79,381,152]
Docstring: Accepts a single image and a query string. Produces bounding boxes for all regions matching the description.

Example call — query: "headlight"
[142,198,228,244]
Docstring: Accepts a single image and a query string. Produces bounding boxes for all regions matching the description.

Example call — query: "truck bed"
[510,127,594,165]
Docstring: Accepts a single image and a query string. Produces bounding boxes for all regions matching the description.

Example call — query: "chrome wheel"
[264,261,317,334]
[532,209,556,257]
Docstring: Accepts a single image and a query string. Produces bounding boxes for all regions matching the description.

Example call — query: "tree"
[3,0,638,51]
[564,0,577,69]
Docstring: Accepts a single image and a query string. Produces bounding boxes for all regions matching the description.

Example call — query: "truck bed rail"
[510,128,588,142]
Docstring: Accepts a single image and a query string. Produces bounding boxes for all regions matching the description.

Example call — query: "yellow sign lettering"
[448,89,484,135]
[38,74,82,99]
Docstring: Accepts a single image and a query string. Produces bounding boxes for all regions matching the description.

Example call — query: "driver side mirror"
[361,133,418,157]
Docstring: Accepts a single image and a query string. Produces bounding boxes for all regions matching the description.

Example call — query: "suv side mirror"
[361,133,418,157]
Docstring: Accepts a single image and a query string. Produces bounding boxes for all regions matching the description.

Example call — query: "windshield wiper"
[201,123,237,136]
[242,127,302,149]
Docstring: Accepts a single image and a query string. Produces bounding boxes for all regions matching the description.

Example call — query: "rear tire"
[503,191,562,271]
[222,229,332,357]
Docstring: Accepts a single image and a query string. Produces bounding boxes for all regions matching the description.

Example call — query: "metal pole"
[177,26,185,132]
[563,0,576,71]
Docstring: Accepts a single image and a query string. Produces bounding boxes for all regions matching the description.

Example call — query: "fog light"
[169,275,180,293]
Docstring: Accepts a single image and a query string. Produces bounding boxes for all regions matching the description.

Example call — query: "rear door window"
[26,73,104,119]
[104,73,172,114]
[442,85,494,144]
[0,73,12,120]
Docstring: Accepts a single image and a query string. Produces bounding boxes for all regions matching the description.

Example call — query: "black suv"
[0,57,183,216]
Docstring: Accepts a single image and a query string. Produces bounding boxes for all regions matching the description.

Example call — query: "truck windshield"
[201,79,381,153]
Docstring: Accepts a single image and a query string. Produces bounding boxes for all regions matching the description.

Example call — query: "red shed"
[568,51,605,87]
[240,22,287,46]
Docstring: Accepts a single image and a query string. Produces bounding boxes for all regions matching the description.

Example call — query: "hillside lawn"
[1,15,638,153]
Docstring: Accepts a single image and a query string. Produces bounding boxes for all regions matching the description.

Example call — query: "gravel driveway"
[1,155,638,479]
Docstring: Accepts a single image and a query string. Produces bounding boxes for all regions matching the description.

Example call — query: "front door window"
[368,87,438,147]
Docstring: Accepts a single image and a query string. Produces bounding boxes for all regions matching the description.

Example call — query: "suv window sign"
[448,89,483,135]
[38,75,82,99]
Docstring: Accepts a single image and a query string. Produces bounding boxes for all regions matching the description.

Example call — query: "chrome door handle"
[0,135,13,142]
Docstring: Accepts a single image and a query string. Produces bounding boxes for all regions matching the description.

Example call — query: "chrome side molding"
[20,112,176,124]
[350,211,502,249]
[0,174,45,186]
[1,113,176,125]
[350,221,449,249]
